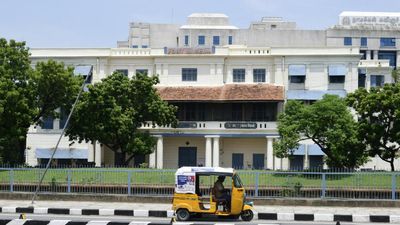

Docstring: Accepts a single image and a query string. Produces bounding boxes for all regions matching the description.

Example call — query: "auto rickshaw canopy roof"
[176,167,234,176]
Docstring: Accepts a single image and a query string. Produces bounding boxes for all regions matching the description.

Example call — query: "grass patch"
[0,168,397,189]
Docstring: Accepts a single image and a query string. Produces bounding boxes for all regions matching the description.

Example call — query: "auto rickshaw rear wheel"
[176,209,190,221]
[240,209,253,221]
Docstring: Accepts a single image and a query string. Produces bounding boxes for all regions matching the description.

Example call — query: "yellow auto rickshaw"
[172,167,254,221]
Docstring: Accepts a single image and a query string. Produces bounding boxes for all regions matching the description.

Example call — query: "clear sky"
[1,0,400,48]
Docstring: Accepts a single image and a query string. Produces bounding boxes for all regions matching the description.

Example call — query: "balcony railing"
[141,121,277,130]
[358,59,390,68]
[110,48,151,56]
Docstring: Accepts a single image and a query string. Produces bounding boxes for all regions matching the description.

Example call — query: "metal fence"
[0,167,398,200]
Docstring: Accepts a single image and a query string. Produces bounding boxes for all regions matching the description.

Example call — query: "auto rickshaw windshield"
[233,174,243,188]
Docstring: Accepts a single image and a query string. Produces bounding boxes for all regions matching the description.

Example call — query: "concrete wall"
[163,137,206,169]
[220,138,267,169]
[25,130,93,167]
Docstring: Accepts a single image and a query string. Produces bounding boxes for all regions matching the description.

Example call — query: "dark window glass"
[184,103,196,120]
[251,104,266,121]
[173,102,278,122]
[344,37,352,46]
[198,35,205,45]
[141,45,148,48]
[213,36,220,45]
[289,76,305,83]
[42,116,53,129]
[132,45,138,48]
[228,36,233,45]
[116,69,128,76]
[380,38,396,47]
[253,69,266,82]
[232,103,242,121]
[360,37,367,47]
[358,72,366,88]
[378,51,397,67]
[182,68,197,81]
[371,75,385,87]
[360,50,367,60]
[233,69,245,82]
[184,35,189,45]
[329,76,345,83]
[136,69,148,75]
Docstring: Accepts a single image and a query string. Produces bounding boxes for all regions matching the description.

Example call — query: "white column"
[373,50,379,60]
[282,158,290,170]
[156,135,163,169]
[366,50,371,60]
[304,144,310,170]
[149,152,156,168]
[266,136,275,170]
[205,136,212,167]
[94,141,102,167]
[88,143,95,162]
[275,156,282,170]
[213,136,220,167]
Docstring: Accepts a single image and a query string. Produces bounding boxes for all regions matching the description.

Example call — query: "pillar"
[304,144,310,170]
[205,136,212,167]
[373,50,379,60]
[88,143,95,162]
[213,136,220,167]
[149,151,156,168]
[282,158,290,170]
[156,135,163,169]
[366,50,371,60]
[266,136,275,170]
[94,141,102,167]
[275,156,282,170]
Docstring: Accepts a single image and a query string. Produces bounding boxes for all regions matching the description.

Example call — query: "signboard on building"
[177,122,197,128]
[224,122,257,129]
[340,12,400,27]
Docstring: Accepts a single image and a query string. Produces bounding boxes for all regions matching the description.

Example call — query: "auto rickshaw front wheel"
[176,209,190,221]
[240,209,254,221]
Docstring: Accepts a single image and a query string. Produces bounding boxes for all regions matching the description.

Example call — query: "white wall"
[163,137,206,169]
[26,127,93,167]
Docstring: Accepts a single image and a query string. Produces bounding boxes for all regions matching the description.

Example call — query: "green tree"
[274,95,368,169]
[66,72,177,166]
[392,68,400,83]
[347,84,400,171]
[0,38,81,164]
[32,60,82,123]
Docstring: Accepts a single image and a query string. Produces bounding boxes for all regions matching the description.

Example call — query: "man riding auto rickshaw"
[172,167,254,221]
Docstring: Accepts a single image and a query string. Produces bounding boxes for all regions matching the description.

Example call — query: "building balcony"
[141,121,277,131]
[358,59,390,68]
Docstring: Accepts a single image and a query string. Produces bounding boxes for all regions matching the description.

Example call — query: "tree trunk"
[390,159,395,172]
[124,154,135,166]
[114,151,127,166]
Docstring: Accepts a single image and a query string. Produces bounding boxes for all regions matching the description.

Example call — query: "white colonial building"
[25,12,400,170]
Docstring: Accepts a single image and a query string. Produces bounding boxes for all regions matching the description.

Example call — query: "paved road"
[0,213,388,225]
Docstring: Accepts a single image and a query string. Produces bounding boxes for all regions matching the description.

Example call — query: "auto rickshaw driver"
[213,176,231,210]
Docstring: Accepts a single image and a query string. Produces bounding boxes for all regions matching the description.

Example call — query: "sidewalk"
[0,199,399,223]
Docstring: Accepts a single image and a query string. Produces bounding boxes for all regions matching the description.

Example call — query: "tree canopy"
[0,38,81,164]
[274,95,368,169]
[347,84,400,171]
[66,72,177,166]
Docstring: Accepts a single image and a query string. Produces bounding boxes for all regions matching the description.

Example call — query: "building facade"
[25,12,400,170]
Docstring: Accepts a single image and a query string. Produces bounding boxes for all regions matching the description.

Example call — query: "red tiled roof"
[156,84,284,101]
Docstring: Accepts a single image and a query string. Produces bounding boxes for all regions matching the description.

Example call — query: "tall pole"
[31,72,90,204]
